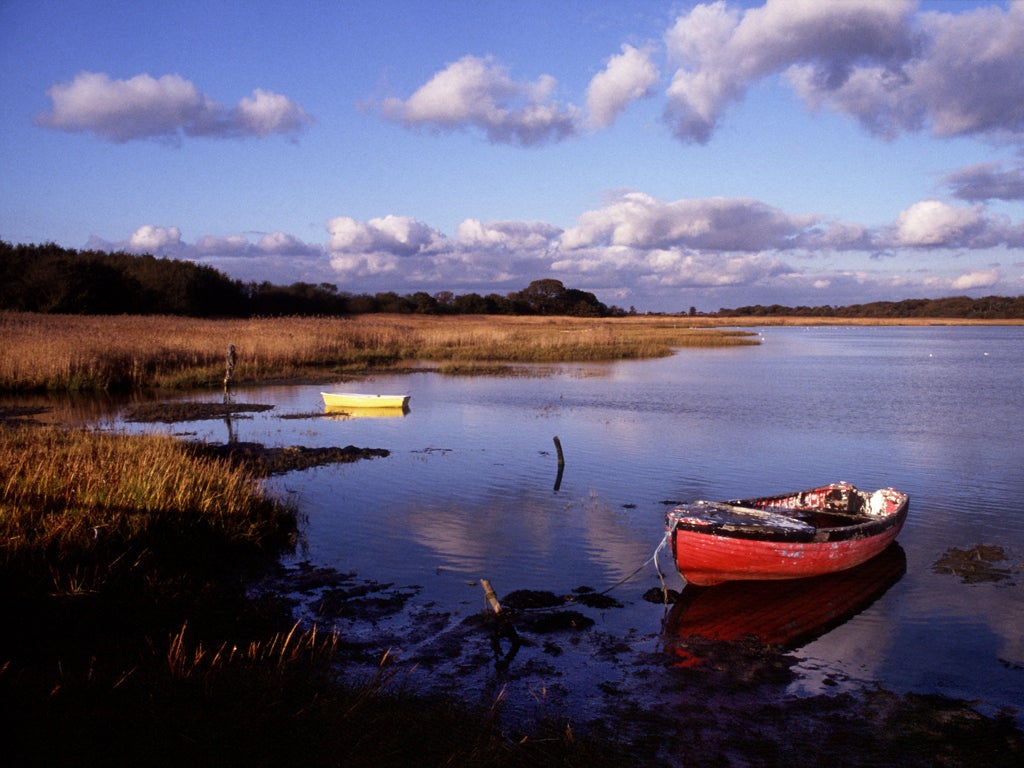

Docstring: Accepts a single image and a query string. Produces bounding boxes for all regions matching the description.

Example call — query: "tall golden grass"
[0,425,293,599]
[0,312,758,391]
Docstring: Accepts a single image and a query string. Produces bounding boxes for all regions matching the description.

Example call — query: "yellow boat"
[321,392,410,409]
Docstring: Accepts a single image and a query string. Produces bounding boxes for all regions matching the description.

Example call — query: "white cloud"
[128,224,183,252]
[585,44,660,129]
[561,192,819,252]
[663,0,916,143]
[893,201,986,247]
[36,71,312,143]
[235,88,314,137]
[329,215,442,257]
[455,219,561,251]
[373,2,1024,149]
[951,268,1001,291]
[255,231,322,256]
[379,55,580,146]
[787,2,1024,141]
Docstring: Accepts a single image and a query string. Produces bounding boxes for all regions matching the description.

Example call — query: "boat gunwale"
[665,483,909,584]
[667,483,908,544]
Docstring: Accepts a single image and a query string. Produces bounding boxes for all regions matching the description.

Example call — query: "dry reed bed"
[0,312,757,391]
[0,425,293,599]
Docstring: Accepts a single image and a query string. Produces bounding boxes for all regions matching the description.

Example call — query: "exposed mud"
[123,401,276,423]
[125,401,394,475]
[0,405,49,425]
[256,561,1024,767]
[186,440,389,476]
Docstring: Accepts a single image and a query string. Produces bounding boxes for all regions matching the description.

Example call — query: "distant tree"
[509,279,609,316]
[409,291,440,314]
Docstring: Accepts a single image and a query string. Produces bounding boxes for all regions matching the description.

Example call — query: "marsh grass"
[0,312,757,391]
[0,425,640,766]
[0,426,294,604]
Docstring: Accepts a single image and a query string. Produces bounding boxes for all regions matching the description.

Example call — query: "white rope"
[597,529,672,598]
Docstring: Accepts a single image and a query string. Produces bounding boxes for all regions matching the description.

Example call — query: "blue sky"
[2,0,1023,312]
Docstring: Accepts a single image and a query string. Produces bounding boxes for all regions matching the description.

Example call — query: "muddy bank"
[123,401,276,423]
[120,400,392,475]
[257,561,1023,767]
[186,441,389,477]
[0,405,49,426]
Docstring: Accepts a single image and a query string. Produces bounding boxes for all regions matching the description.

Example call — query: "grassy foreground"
[0,312,758,391]
[0,426,637,767]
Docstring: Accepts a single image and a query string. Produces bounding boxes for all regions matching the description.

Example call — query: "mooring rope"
[596,529,672,599]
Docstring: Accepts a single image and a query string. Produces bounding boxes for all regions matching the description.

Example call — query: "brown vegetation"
[0,425,631,767]
[0,312,758,391]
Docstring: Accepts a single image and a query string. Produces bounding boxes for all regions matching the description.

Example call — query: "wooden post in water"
[552,436,565,491]
[223,344,236,403]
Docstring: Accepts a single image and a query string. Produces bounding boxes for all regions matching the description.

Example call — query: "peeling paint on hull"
[667,482,909,586]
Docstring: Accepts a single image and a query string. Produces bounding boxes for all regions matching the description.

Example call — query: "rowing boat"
[665,482,908,586]
[321,392,410,409]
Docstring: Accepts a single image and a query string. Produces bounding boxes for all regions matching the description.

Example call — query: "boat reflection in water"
[664,544,906,668]
[323,405,409,419]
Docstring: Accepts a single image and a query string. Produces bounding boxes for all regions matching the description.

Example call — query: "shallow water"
[36,324,1024,723]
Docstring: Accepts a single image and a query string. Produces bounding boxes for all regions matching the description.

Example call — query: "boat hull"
[321,392,410,409]
[667,483,908,586]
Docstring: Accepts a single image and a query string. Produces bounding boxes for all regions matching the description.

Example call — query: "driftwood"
[480,579,520,670]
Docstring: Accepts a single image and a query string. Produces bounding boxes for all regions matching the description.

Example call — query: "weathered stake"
[552,436,565,491]
[223,343,237,403]
[480,579,520,670]
[480,578,502,614]
[552,435,565,467]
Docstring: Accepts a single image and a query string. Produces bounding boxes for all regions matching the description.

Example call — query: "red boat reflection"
[664,543,906,668]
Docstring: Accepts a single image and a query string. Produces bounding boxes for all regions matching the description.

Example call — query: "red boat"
[665,482,909,586]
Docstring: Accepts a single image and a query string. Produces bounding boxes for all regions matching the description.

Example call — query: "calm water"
[69,326,1024,721]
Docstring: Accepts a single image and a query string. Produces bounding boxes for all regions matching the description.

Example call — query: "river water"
[33,325,1024,725]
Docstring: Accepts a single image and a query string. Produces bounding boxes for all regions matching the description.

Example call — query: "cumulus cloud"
[549,240,794,299]
[951,268,1001,291]
[455,219,561,251]
[127,224,183,253]
[942,162,1024,202]
[84,181,1021,312]
[561,192,820,252]
[379,55,580,146]
[90,226,324,267]
[893,201,985,247]
[375,2,1024,148]
[787,1,1024,141]
[326,214,445,257]
[35,71,313,143]
[660,0,1024,144]
[887,200,1024,249]
[663,0,916,143]
[585,44,660,129]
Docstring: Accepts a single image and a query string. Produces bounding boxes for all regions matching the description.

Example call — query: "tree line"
[718,295,1024,320]
[0,241,617,317]
[3,241,1022,319]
